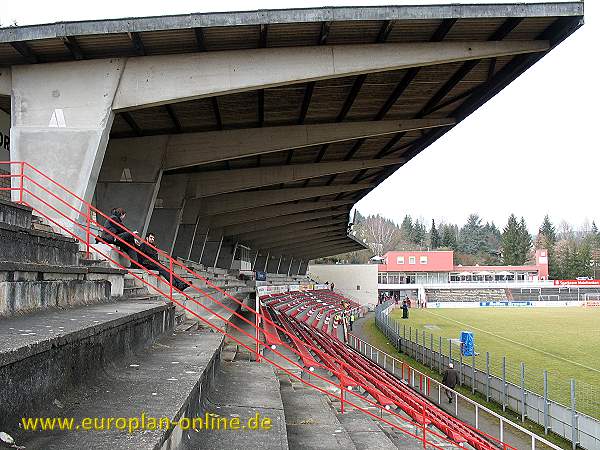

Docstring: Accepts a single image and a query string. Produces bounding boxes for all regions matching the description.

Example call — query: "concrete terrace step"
[0,261,126,316]
[190,359,288,449]
[0,298,174,432]
[17,328,224,450]
[335,410,400,449]
[278,373,357,450]
[0,198,32,229]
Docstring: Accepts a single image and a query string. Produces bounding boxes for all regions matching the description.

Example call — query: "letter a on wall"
[48,109,66,128]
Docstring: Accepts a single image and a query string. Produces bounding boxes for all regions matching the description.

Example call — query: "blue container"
[255,271,267,281]
[460,331,474,357]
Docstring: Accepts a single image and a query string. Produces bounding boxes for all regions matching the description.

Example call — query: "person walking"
[401,300,409,319]
[442,363,459,403]
[349,312,355,331]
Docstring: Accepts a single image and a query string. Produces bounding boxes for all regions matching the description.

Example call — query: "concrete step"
[0,261,126,316]
[0,298,174,433]
[123,285,151,297]
[16,327,224,450]
[190,360,288,449]
[278,373,357,449]
[0,198,32,229]
[335,410,406,450]
[175,289,243,330]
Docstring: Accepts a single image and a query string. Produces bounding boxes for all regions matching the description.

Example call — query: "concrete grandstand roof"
[0,3,583,261]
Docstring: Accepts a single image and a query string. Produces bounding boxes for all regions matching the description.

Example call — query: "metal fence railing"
[373,301,600,450]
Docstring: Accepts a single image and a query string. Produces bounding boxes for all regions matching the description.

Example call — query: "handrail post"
[421,401,427,449]
[340,381,345,414]
[169,257,173,299]
[85,204,91,259]
[256,298,261,363]
[19,162,24,204]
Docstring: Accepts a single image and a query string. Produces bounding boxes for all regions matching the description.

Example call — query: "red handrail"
[0,161,515,449]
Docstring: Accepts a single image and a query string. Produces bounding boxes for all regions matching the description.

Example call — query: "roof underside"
[0,4,583,260]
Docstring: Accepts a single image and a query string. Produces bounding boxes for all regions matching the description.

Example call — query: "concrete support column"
[287,257,294,276]
[10,59,125,231]
[190,226,210,263]
[146,208,180,254]
[216,238,235,269]
[96,136,168,233]
[200,229,224,268]
[251,249,260,271]
[172,223,196,259]
[290,259,301,276]
[298,260,308,276]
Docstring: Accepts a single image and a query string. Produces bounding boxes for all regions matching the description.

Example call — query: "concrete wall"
[0,109,9,161]
[308,263,378,306]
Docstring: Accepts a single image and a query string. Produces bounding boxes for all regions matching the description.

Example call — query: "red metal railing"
[0,161,514,449]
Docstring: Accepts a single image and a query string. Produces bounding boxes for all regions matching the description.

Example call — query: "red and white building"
[378,249,549,285]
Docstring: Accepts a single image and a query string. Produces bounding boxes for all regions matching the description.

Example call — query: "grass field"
[389,307,600,417]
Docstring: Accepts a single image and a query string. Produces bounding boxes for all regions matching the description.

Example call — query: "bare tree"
[360,214,400,256]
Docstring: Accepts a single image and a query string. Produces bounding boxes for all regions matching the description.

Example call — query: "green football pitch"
[388,306,600,417]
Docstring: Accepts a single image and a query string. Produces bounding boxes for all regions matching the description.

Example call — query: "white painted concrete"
[10,59,125,231]
[113,41,548,110]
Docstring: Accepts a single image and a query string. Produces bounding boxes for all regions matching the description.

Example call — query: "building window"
[409,256,416,265]
[420,256,428,265]
[396,256,404,264]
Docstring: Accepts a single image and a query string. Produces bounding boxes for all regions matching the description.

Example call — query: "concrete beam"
[163,119,454,169]
[235,218,347,243]
[246,225,344,248]
[253,230,349,251]
[224,209,349,238]
[294,242,364,258]
[203,200,352,229]
[0,68,10,96]
[182,183,373,220]
[299,245,363,260]
[187,158,403,198]
[113,41,549,110]
[265,233,351,251]
[0,5,581,44]
[267,236,355,255]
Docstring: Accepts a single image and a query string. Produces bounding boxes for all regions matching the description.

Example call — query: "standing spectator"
[349,312,355,331]
[330,282,335,291]
[401,300,409,319]
[442,363,459,403]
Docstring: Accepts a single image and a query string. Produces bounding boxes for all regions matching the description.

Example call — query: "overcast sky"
[2,1,594,232]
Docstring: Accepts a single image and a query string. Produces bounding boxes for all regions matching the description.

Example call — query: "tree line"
[317,212,600,280]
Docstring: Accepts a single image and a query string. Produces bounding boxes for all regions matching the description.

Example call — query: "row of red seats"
[260,291,501,450]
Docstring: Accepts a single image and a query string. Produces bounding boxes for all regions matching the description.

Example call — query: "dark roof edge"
[0,3,583,43]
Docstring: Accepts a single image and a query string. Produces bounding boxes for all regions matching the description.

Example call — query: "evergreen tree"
[537,215,558,279]
[539,215,556,243]
[430,219,441,249]
[441,224,458,250]
[459,214,486,254]
[400,215,414,243]
[412,219,427,246]
[501,214,521,265]
[518,217,533,262]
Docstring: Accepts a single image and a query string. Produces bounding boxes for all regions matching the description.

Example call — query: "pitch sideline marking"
[422,310,600,375]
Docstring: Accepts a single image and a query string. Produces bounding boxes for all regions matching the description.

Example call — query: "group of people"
[98,207,190,292]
